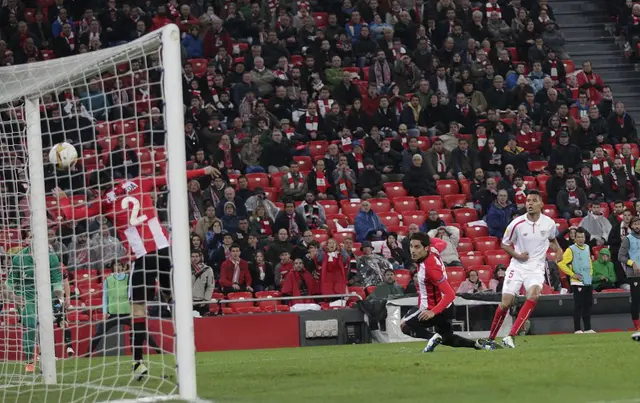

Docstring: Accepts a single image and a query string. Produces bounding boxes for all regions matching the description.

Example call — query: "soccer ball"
[49,142,78,169]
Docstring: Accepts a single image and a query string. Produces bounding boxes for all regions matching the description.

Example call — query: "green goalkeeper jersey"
[5,246,63,300]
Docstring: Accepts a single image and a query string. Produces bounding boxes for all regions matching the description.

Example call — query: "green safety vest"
[106,275,131,314]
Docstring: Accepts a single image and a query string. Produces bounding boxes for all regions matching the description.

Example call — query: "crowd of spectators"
[2,0,640,317]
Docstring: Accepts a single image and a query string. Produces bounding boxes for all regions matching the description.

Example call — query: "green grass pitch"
[2,332,639,403]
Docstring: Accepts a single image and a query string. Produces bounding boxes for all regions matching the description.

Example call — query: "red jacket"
[515,130,542,154]
[321,252,347,295]
[361,94,379,116]
[203,28,233,59]
[281,269,319,303]
[175,15,200,34]
[151,15,172,31]
[220,259,252,287]
[576,71,605,104]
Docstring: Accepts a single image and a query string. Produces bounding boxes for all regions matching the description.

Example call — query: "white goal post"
[0,24,199,402]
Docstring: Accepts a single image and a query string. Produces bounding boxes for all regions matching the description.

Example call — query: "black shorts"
[402,306,455,335]
[130,247,172,302]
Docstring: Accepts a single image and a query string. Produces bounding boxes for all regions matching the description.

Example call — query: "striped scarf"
[591,157,610,178]
[316,99,334,117]
[485,2,501,18]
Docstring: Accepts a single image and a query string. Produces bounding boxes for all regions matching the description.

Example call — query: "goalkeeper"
[1,244,64,373]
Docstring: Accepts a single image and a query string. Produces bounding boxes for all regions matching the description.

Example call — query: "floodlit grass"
[2,332,640,403]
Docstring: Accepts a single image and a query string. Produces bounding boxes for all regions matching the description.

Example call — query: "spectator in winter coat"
[249,251,275,291]
[592,248,617,291]
[203,19,233,59]
[403,154,436,196]
[557,177,589,219]
[261,131,293,173]
[321,238,348,296]
[489,265,507,292]
[358,159,386,199]
[219,244,253,294]
[273,201,309,240]
[608,101,638,144]
[296,193,327,230]
[333,154,358,199]
[457,270,488,294]
[181,25,203,58]
[425,138,455,180]
[250,57,276,98]
[485,190,517,237]
[354,200,388,243]
[280,161,308,201]
[191,250,215,316]
[355,241,393,287]
[427,226,462,266]
[541,21,567,59]
[549,132,582,173]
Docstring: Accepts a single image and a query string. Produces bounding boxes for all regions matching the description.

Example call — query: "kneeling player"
[400,232,488,352]
[487,191,562,348]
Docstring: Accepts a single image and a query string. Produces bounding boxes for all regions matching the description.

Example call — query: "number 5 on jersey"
[122,196,148,226]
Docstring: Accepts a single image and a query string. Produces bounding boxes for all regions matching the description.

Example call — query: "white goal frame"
[0,24,197,401]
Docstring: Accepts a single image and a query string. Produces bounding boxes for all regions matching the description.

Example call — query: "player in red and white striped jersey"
[400,232,488,352]
[54,165,218,379]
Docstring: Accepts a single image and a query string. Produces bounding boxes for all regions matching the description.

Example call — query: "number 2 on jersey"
[121,196,148,226]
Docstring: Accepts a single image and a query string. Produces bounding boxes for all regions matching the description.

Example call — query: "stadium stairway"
[550,0,640,124]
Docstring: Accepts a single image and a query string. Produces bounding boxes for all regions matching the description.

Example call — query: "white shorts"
[502,266,545,296]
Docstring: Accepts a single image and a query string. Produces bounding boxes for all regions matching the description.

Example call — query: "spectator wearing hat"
[355,241,393,287]
[215,186,247,218]
[485,189,517,237]
[281,161,308,201]
[558,176,589,220]
[358,158,386,199]
[541,20,567,59]
[354,200,388,243]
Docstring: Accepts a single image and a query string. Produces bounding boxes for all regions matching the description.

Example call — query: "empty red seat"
[527,160,548,173]
[536,175,550,192]
[227,292,254,310]
[348,286,366,302]
[318,200,339,215]
[290,55,303,66]
[263,187,279,202]
[309,141,329,157]
[235,306,261,314]
[563,60,575,74]
[378,212,400,227]
[402,211,427,227]
[436,209,453,225]
[268,171,284,189]
[312,229,330,243]
[523,176,537,190]
[443,194,467,208]
[484,250,510,267]
[453,208,478,225]
[554,218,569,233]
[189,58,208,77]
[387,225,408,236]
[416,136,430,152]
[569,217,583,227]
[542,204,559,218]
[246,173,270,190]
[457,237,473,252]
[460,253,485,267]
[473,236,499,253]
[436,180,459,196]
[383,182,408,198]
[418,195,443,210]
[325,214,349,232]
[293,155,313,171]
[459,179,472,200]
[446,268,466,289]
[464,225,489,239]
[392,196,417,212]
[332,232,355,243]
[506,47,519,61]
[394,269,411,288]
[111,119,137,136]
[340,200,360,216]
[312,12,328,27]
[369,198,391,214]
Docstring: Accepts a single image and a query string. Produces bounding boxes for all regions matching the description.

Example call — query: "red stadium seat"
[435,209,453,225]
[569,217,583,227]
[221,307,234,315]
[290,55,303,66]
[542,204,558,218]
[309,141,329,158]
[24,8,35,23]
[523,176,537,190]
[446,268,466,289]
[369,198,391,214]
[227,292,255,310]
[343,67,361,77]
[469,265,493,284]
[546,249,559,262]
[418,195,443,210]
[394,269,412,288]
[348,286,366,303]
[378,212,401,227]
[270,172,286,189]
[484,250,510,267]
[527,160,548,173]
[293,156,313,171]
[436,180,459,196]
[591,245,605,260]
[473,236,499,253]
[402,211,427,227]
[536,175,550,192]
[563,60,575,74]
[460,253,485,267]
[318,200,339,215]
[453,208,478,225]
[95,121,110,137]
[332,232,355,243]
[313,12,328,28]
[383,182,408,198]
[362,67,370,81]
[189,58,208,77]
[235,306,261,314]
[416,136,430,152]
[365,285,376,295]
[312,229,330,243]
[111,119,137,136]
[457,237,474,252]
[41,49,55,60]
[459,179,472,200]
[392,197,417,212]
[325,214,350,232]
[506,47,519,61]
[554,218,569,233]
[443,194,467,208]
[541,283,555,295]
[246,173,270,190]
[599,202,610,217]
[340,200,360,216]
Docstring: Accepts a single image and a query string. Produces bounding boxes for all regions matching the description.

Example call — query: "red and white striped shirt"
[59,169,209,258]
[416,238,452,313]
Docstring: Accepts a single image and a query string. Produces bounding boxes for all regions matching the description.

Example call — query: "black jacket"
[402,165,435,196]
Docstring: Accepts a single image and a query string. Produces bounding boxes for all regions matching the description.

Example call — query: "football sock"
[489,306,508,340]
[133,318,147,362]
[509,299,537,337]
[633,319,640,330]
[64,328,72,345]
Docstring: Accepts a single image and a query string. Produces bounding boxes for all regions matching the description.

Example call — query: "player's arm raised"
[54,187,102,220]
[139,166,221,191]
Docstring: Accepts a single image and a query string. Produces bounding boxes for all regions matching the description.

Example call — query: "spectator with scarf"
[273,200,308,241]
[214,134,243,174]
[578,165,605,203]
[202,176,226,210]
[307,159,334,200]
[219,244,253,294]
[605,157,639,202]
[558,176,589,220]
[187,180,205,221]
[354,199,388,242]
[369,50,393,94]
[296,192,327,230]
[332,154,358,200]
[280,161,308,201]
[321,238,348,296]
[282,257,319,304]
[191,250,215,316]
[619,143,637,174]
[511,174,528,211]
[591,146,612,183]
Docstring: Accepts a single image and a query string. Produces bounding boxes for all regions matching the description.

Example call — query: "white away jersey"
[502,213,557,272]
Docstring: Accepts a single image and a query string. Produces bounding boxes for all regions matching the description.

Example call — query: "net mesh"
[0,26,187,403]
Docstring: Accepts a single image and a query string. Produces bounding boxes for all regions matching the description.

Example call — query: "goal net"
[0,25,198,402]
